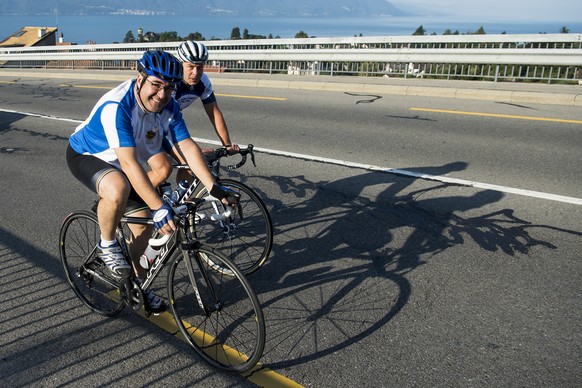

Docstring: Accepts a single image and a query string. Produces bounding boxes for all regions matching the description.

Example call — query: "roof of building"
[0,26,58,47]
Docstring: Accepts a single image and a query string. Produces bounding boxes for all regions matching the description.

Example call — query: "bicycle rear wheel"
[167,244,265,373]
[192,179,273,275]
[59,211,124,316]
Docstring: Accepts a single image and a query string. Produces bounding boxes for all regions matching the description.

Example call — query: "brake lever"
[230,192,244,221]
[248,144,256,167]
[235,200,244,221]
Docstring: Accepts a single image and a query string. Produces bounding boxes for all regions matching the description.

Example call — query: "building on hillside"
[143,31,159,42]
[0,26,67,48]
[56,32,77,46]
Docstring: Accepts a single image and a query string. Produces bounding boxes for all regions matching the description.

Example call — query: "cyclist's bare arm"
[173,138,217,193]
[203,101,239,154]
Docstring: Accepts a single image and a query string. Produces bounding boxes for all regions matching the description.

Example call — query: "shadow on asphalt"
[245,159,582,369]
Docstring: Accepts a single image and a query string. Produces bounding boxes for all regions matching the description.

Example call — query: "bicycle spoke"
[60,211,125,316]
[167,245,265,372]
[193,179,273,275]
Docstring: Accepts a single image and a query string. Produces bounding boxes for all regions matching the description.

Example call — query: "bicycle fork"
[182,244,220,315]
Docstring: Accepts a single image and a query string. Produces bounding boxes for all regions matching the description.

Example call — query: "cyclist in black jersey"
[148,41,243,183]
[175,40,240,155]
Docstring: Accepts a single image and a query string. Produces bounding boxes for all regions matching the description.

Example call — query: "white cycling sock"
[100,237,116,247]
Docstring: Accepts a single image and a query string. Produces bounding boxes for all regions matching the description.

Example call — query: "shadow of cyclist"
[245,158,579,370]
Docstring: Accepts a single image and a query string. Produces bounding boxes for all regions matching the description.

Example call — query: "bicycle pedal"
[144,308,164,316]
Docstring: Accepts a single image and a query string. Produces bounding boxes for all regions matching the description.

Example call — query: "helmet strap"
[135,74,156,114]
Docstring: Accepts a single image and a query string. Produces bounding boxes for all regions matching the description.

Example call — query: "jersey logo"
[146,130,156,140]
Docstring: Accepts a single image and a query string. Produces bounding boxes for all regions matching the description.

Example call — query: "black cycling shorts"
[66,144,147,213]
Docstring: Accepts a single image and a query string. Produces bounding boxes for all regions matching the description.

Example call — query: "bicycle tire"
[167,244,265,373]
[59,211,125,316]
[192,179,273,275]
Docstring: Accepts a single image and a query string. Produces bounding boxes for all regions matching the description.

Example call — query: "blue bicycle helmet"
[138,50,183,83]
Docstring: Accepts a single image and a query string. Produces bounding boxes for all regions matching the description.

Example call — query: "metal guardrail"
[1,34,581,83]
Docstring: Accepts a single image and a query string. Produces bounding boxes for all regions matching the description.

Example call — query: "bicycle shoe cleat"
[96,241,132,278]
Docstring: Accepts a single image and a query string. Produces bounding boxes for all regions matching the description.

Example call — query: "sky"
[392,0,582,22]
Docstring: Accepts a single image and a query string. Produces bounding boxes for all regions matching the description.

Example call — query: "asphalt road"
[0,75,581,387]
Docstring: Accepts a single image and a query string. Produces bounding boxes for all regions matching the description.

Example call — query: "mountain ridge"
[0,0,413,17]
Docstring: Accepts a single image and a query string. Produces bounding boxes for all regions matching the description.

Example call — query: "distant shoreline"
[1,14,580,45]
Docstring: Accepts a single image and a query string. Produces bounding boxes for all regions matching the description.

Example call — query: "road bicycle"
[59,192,266,373]
[174,144,273,275]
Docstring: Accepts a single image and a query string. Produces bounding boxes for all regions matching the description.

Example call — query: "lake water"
[1,14,580,44]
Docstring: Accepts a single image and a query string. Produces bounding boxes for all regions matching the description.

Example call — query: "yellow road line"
[139,308,303,387]
[60,84,287,101]
[410,107,582,125]
[60,84,110,89]
[0,80,17,84]
[216,93,287,101]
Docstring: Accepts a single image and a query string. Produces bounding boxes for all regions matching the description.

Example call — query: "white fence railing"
[1,34,582,83]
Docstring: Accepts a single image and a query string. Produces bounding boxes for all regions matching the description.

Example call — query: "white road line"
[191,138,581,206]
[0,108,83,123]
[2,108,580,206]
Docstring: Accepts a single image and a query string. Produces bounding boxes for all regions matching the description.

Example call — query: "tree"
[295,30,309,38]
[412,25,426,36]
[473,26,486,35]
[123,30,135,43]
[158,31,180,42]
[243,28,250,39]
[560,26,570,33]
[185,32,205,41]
[231,27,241,40]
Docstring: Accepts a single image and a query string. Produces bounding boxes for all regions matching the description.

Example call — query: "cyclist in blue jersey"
[66,50,237,313]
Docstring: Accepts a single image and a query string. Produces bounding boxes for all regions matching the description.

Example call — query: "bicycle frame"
[60,196,266,372]
[116,215,176,291]
[171,145,255,224]
[116,200,211,311]
[117,146,256,297]
[173,143,255,195]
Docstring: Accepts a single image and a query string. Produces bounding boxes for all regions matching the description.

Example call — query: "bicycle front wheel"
[193,179,273,275]
[59,211,124,316]
[167,244,265,373]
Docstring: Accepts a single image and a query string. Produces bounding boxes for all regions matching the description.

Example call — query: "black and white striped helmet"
[176,41,209,64]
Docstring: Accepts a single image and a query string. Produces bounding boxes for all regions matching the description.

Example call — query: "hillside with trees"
[123,23,573,43]
[1,0,410,17]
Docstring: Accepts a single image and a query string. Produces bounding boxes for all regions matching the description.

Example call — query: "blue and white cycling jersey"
[174,73,216,110]
[69,79,190,169]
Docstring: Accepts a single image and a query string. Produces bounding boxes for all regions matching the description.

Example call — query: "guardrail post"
[494,65,499,82]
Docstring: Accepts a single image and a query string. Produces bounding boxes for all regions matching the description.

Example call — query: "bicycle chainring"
[119,279,144,311]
